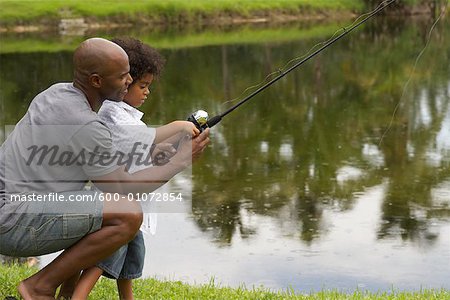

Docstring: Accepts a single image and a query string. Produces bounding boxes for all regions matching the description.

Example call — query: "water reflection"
[147,181,449,291]
[1,16,449,291]
[190,16,450,247]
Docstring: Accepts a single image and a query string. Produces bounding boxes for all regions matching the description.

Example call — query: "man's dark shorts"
[0,191,103,257]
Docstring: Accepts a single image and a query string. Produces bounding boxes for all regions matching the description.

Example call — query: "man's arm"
[92,129,209,194]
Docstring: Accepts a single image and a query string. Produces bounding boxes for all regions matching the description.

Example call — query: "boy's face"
[124,73,154,108]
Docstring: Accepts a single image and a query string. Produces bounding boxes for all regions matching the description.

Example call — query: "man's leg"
[18,194,142,300]
[56,271,80,300]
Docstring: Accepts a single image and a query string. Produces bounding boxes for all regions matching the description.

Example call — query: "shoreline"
[0,0,441,34]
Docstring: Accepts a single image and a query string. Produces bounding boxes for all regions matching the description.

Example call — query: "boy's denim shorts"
[97,230,145,279]
[0,191,103,257]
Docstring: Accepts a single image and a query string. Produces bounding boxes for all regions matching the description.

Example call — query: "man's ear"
[89,74,102,88]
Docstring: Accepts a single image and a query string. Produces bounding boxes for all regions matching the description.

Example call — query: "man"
[0,38,209,299]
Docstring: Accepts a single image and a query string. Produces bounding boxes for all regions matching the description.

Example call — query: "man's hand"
[172,128,210,165]
[151,143,177,166]
[191,128,210,160]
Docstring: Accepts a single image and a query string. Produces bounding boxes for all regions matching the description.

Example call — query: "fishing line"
[378,1,448,146]
[220,0,394,108]
[195,0,397,129]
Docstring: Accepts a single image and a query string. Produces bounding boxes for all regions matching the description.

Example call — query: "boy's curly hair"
[111,37,166,81]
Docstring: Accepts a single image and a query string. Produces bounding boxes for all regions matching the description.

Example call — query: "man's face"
[99,54,133,102]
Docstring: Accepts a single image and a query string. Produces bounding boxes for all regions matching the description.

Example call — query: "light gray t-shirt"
[0,83,120,233]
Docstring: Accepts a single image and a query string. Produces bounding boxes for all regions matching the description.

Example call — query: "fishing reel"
[187,109,209,132]
[152,110,209,165]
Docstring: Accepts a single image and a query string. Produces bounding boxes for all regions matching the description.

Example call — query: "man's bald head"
[72,37,133,107]
[73,37,129,80]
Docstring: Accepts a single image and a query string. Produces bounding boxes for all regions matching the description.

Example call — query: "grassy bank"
[0,0,362,29]
[0,264,449,299]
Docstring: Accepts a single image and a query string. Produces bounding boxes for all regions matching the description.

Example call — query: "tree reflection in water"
[187,17,450,247]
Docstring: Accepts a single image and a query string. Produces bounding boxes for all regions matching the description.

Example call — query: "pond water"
[1,16,449,292]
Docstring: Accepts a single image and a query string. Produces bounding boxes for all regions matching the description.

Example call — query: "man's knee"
[101,211,142,242]
[126,211,143,233]
[102,194,142,239]
[116,212,142,241]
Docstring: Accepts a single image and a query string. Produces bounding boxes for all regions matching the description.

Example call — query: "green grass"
[0,0,363,25]
[0,263,449,299]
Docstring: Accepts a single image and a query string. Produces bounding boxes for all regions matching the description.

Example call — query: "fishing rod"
[187,0,397,131]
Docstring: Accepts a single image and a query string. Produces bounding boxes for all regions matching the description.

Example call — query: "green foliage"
[0,0,445,27]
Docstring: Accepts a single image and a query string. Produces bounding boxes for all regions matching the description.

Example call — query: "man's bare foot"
[18,280,55,300]
[56,272,80,300]
[56,291,73,300]
[56,293,72,300]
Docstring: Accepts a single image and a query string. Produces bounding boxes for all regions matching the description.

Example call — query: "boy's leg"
[115,230,145,300]
[117,279,134,300]
[17,194,142,300]
[71,267,103,300]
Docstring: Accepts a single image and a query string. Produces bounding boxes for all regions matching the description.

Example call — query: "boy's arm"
[154,121,199,144]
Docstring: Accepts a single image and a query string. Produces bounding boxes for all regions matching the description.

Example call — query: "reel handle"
[187,110,209,132]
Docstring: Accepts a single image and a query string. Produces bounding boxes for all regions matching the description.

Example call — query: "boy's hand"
[179,120,200,137]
